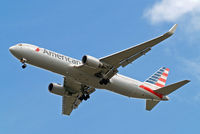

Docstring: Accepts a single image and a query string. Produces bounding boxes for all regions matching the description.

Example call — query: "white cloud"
[145,0,200,30]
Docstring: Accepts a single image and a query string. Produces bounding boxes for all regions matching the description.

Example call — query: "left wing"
[100,24,177,68]
[75,24,177,84]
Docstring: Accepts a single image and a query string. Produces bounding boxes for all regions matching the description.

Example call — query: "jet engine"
[48,83,66,96]
[82,55,104,68]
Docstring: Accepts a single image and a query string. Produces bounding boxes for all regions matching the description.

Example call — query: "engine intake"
[82,55,104,68]
[48,83,66,96]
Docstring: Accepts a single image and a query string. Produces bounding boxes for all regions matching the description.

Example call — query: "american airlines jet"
[9,24,190,115]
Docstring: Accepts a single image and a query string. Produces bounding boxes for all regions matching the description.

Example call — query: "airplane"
[9,24,190,116]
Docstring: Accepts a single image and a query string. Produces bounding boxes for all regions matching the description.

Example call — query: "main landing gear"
[20,58,27,69]
[99,78,110,85]
[79,85,90,101]
[79,94,90,101]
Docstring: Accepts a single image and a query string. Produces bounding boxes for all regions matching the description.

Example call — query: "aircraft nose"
[9,46,16,54]
[9,45,20,58]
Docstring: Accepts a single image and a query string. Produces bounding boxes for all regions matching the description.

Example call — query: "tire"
[79,96,84,101]
[99,80,104,85]
[86,94,90,99]
[22,64,27,69]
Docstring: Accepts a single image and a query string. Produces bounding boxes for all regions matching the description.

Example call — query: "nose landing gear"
[22,64,27,69]
[20,58,27,69]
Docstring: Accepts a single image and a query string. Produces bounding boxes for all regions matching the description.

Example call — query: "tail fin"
[144,67,190,111]
[145,67,169,88]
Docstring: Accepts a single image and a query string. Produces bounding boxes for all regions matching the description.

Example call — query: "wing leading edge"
[100,24,178,68]
[74,24,177,85]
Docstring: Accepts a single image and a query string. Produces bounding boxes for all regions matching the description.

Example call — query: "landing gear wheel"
[85,94,90,99]
[79,96,84,101]
[83,96,88,101]
[22,64,27,69]
[79,94,90,101]
[104,79,109,84]
[20,58,27,69]
[99,80,104,85]
[99,79,110,85]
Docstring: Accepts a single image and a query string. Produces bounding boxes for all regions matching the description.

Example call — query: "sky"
[1,0,200,133]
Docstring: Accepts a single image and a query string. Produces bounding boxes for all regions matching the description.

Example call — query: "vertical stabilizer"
[145,67,169,88]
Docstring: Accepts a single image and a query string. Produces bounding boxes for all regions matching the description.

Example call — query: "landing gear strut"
[20,58,27,69]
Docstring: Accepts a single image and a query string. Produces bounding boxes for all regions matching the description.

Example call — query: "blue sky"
[1,0,200,133]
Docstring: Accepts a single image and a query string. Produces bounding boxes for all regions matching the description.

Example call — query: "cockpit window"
[17,43,38,48]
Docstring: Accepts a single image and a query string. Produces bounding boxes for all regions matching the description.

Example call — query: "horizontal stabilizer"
[154,80,190,95]
[146,100,160,111]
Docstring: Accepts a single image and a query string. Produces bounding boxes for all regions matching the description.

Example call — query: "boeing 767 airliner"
[9,24,190,115]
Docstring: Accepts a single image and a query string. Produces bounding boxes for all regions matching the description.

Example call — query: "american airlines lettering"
[43,49,81,65]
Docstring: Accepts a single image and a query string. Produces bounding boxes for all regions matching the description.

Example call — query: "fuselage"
[9,43,168,101]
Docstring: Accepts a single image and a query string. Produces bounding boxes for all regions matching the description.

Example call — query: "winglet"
[168,24,178,35]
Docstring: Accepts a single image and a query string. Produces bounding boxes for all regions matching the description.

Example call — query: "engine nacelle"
[82,55,104,68]
[48,83,66,96]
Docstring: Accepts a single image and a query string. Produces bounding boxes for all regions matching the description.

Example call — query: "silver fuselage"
[9,44,167,101]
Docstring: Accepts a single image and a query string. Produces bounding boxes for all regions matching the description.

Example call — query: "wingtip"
[185,80,191,83]
[168,24,178,35]
[182,80,191,85]
[146,108,151,111]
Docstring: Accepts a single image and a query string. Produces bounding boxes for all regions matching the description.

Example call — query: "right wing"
[62,77,95,116]
[62,94,81,115]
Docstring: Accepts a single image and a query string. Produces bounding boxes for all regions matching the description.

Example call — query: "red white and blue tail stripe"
[145,67,170,88]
